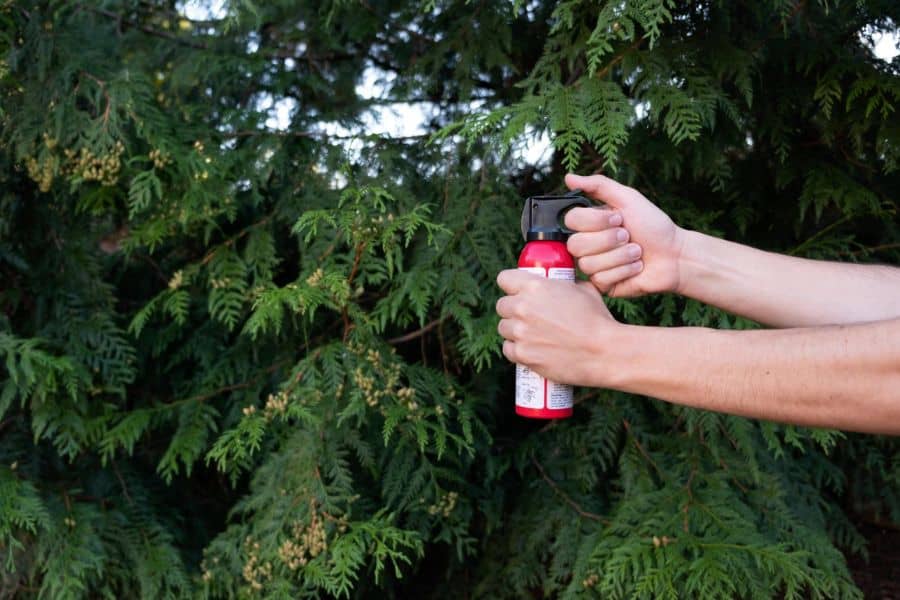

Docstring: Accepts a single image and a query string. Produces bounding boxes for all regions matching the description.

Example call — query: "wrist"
[585,321,646,390]
[591,323,721,399]
[673,228,722,299]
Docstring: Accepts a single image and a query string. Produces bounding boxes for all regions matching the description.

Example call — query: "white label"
[548,267,575,281]
[547,379,574,409]
[515,363,543,409]
[514,266,574,413]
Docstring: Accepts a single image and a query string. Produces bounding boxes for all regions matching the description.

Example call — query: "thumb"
[565,173,638,210]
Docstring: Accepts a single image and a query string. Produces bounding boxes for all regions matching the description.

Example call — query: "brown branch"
[315,234,342,264]
[623,419,668,481]
[420,329,428,366]
[788,215,852,257]
[200,213,275,266]
[135,252,168,285]
[80,72,112,127]
[179,380,256,405]
[437,318,449,374]
[167,358,291,407]
[839,143,877,174]
[135,0,222,27]
[342,242,367,341]
[84,6,208,50]
[532,456,610,524]
[111,459,134,505]
[223,129,430,142]
[226,129,318,139]
[844,242,900,257]
[387,317,446,345]
[341,310,352,341]
[717,457,750,494]
[594,36,646,81]
[682,464,696,533]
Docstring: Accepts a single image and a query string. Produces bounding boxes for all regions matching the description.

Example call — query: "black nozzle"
[520,189,591,241]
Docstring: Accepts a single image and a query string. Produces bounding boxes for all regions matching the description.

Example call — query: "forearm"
[602,318,900,434]
[678,230,900,327]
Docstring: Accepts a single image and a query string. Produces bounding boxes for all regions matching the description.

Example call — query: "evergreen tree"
[1,0,898,597]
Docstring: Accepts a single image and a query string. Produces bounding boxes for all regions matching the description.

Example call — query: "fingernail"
[632,260,644,271]
[627,244,641,259]
[616,229,628,243]
[609,213,623,226]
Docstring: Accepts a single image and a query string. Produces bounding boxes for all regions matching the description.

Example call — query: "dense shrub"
[1,1,898,597]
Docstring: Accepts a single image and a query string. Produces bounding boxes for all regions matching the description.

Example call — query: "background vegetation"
[1,0,898,597]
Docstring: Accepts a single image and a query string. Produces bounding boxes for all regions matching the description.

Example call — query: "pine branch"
[387,317,446,345]
[532,456,609,524]
[593,36,645,81]
[81,5,209,50]
[200,214,276,266]
[76,71,112,126]
[623,419,669,482]
[111,458,134,505]
[223,130,430,142]
[845,242,900,256]
[343,242,366,340]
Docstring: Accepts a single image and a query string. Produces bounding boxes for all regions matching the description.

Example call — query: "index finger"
[565,173,638,210]
[564,206,622,232]
[496,269,543,294]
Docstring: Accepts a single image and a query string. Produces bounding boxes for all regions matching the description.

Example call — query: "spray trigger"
[520,189,592,241]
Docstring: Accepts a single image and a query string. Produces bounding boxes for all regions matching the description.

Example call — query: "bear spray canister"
[515,190,591,419]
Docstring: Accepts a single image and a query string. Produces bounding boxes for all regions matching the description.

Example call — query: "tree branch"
[532,456,610,524]
[388,317,446,345]
[83,6,209,50]
[594,36,646,81]
[623,419,669,482]
[222,129,430,142]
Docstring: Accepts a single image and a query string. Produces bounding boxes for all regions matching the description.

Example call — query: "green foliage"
[0,0,898,598]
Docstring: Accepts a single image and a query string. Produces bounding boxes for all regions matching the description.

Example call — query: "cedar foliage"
[1,0,899,597]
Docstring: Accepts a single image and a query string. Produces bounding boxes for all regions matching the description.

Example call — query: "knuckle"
[567,234,586,257]
[504,298,525,319]
[521,281,542,297]
[523,277,542,291]
[502,341,517,363]
[590,230,620,252]
[513,299,532,319]
[590,272,613,292]
[516,344,536,366]
[563,208,584,229]
[495,296,509,317]
[578,256,598,275]
[626,189,645,204]
[564,207,594,230]
[511,321,527,340]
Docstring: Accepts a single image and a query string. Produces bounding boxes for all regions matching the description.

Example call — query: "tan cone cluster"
[277,499,342,571]
[241,536,272,592]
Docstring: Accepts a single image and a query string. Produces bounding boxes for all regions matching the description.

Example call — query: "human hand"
[564,173,687,297]
[496,269,621,387]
